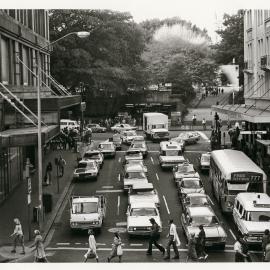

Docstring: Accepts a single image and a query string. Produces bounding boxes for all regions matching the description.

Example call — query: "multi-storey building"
[0,10,81,204]
[213,9,270,172]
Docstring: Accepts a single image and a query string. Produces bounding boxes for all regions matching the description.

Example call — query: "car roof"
[126,149,141,153]
[85,150,100,154]
[130,201,156,208]
[72,197,99,203]
[186,193,208,198]
[126,165,145,172]
[188,206,214,217]
[100,141,113,145]
[132,183,154,189]
[236,193,270,211]
[182,177,201,181]
[79,159,95,164]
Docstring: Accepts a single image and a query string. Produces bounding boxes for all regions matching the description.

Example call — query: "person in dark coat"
[262,229,270,261]
[197,225,208,259]
[186,233,198,262]
[146,218,165,256]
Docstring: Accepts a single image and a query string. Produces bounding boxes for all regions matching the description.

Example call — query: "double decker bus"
[210,149,267,213]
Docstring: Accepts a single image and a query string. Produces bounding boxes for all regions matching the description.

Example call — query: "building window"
[22,46,29,86]
[27,10,33,29]
[9,9,15,19]
[1,37,10,85]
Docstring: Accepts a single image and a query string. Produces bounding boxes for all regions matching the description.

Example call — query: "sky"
[4,0,270,42]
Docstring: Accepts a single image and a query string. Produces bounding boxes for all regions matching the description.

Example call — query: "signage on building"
[240,131,267,135]
[81,102,86,112]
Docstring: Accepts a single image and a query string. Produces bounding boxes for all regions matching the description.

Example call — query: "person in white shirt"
[10,218,25,254]
[234,237,246,262]
[84,229,98,262]
[163,219,180,260]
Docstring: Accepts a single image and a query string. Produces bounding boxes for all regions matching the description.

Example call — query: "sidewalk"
[0,144,86,262]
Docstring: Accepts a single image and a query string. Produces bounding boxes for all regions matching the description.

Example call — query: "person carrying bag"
[107,232,123,262]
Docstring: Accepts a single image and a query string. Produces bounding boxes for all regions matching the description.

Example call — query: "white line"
[155,173,159,181]
[150,157,154,164]
[116,222,127,227]
[163,195,170,215]
[56,243,70,246]
[130,244,143,247]
[102,185,114,189]
[229,229,236,240]
[75,243,81,245]
[96,243,106,246]
[208,196,214,206]
[118,174,121,182]
[118,157,121,163]
[117,195,120,215]
[96,189,123,193]
[196,131,209,141]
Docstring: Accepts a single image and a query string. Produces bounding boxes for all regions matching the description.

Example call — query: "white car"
[98,142,116,158]
[177,177,205,198]
[121,130,137,145]
[127,202,162,236]
[124,149,143,162]
[130,141,148,157]
[132,135,145,143]
[169,137,186,152]
[178,132,200,145]
[124,159,148,173]
[73,160,99,180]
[173,162,199,184]
[60,119,80,131]
[83,150,104,168]
[128,183,160,208]
[199,152,211,171]
[111,123,137,133]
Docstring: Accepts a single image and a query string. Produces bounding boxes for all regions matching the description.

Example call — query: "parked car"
[83,150,104,168]
[121,130,137,145]
[73,160,99,181]
[199,152,211,172]
[180,193,211,212]
[86,123,106,133]
[111,123,137,133]
[177,177,205,198]
[60,119,80,131]
[124,149,143,162]
[124,159,148,173]
[127,202,162,236]
[181,206,227,249]
[98,142,116,158]
[130,141,148,157]
[128,183,160,208]
[173,162,199,184]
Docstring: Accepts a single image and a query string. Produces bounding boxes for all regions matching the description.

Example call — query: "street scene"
[1,2,270,265]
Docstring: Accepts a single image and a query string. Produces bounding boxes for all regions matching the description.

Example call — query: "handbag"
[116,245,123,256]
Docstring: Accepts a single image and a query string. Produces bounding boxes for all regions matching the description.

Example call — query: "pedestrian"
[241,234,252,262]
[58,155,66,177]
[163,219,180,260]
[31,230,47,262]
[107,232,123,262]
[197,224,208,260]
[146,218,165,256]
[192,114,197,130]
[84,229,99,262]
[45,162,52,185]
[186,233,198,262]
[202,118,206,130]
[262,229,270,261]
[265,243,270,262]
[10,218,25,254]
[234,237,246,262]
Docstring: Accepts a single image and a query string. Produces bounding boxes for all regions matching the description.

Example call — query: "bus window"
[235,200,240,211]
[239,204,243,216]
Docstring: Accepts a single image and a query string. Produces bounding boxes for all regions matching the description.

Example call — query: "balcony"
[260,55,270,72]
[243,60,254,74]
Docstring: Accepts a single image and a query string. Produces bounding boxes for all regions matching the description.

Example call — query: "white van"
[233,193,270,244]
[60,119,80,131]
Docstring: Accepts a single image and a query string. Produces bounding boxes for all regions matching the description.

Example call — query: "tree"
[212,10,244,85]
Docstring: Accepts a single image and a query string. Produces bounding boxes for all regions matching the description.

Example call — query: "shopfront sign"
[240,130,267,135]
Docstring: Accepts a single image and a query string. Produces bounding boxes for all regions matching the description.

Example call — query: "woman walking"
[10,218,25,254]
[84,229,99,262]
[31,230,47,262]
[107,232,123,262]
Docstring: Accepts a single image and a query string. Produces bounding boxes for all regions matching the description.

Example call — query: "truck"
[69,195,106,232]
[143,113,169,141]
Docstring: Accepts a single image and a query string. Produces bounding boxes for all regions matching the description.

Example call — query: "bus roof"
[211,150,266,180]
[236,193,270,211]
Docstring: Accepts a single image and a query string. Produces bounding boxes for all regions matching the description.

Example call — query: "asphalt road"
[19,131,263,263]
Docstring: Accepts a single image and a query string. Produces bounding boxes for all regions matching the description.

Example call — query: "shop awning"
[0,125,59,147]
[212,104,270,123]
[256,139,270,146]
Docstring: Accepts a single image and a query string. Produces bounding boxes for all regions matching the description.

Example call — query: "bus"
[210,149,267,213]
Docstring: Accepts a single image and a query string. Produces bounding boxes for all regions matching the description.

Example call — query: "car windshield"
[130,207,157,216]
[127,151,141,156]
[189,196,208,206]
[78,163,87,168]
[131,189,155,195]
[134,136,144,141]
[126,131,136,136]
[164,150,181,156]
[132,143,144,148]
[125,172,146,179]
[201,155,210,163]
[127,160,143,166]
[100,144,113,150]
[177,165,195,173]
[191,215,219,226]
[249,211,270,222]
[182,180,202,188]
[84,153,100,159]
[72,202,98,214]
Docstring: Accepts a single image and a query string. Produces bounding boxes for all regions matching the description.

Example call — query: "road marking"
[118,174,121,182]
[75,243,81,245]
[208,196,214,206]
[56,243,70,245]
[116,222,127,227]
[163,195,170,215]
[150,157,154,164]
[229,229,236,240]
[117,150,159,153]
[96,189,123,193]
[102,186,114,189]
[118,157,121,163]
[97,243,106,246]
[130,243,143,247]
[117,195,120,215]
[155,173,159,181]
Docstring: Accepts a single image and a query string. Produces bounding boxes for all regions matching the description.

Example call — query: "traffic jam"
[55,112,270,262]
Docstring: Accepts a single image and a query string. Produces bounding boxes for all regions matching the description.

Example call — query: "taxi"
[199,152,211,172]
[124,149,143,162]
[130,141,148,158]
[180,193,211,212]
[73,160,99,181]
[127,202,162,236]
[83,150,104,168]
[98,141,116,158]
[173,162,199,184]
[233,193,270,244]
[124,159,148,173]
[121,130,137,145]
[177,177,205,198]
[181,206,227,249]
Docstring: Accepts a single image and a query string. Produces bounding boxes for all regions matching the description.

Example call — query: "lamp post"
[37,31,90,230]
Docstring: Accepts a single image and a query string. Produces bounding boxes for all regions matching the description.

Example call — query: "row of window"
[1,9,49,40]
[246,10,270,29]
[0,35,50,87]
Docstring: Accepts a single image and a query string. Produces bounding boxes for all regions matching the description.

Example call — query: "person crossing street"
[84,229,99,262]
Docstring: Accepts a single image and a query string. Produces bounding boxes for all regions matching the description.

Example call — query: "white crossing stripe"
[118,174,121,182]
[102,186,114,189]
[163,195,170,215]
[56,243,70,246]
[118,157,121,163]
[155,173,159,181]
[96,243,106,246]
[229,229,236,240]
[75,243,81,245]
[150,157,154,164]
[208,196,214,206]
[117,195,120,215]
[96,189,123,193]
[130,244,143,247]
[116,222,127,227]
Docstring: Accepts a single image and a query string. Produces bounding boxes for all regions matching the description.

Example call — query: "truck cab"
[70,195,106,232]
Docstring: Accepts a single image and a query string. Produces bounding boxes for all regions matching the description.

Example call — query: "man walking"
[58,155,66,177]
[197,225,208,260]
[146,218,165,256]
[262,229,270,261]
[163,219,180,260]
[202,118,206,130]
[234,237,246,262]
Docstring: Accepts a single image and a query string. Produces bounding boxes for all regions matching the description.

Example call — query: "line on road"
[155,173,159,181]
[150,157,154,165]
[75,243,81,245]
[117,195,120,215]
[163,195,170,215]
[208,196,214,206]
[97,243,106,246]
[229,229,236,240]
[56,243,70,246]
[130,244,143,246]
[96,189,123,193]
[118,174,121,182]
[102,185,114,189]
[196,131,209,141]
[118,157,121,163]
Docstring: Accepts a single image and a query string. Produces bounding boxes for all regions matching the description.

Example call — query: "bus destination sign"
[232,172,262,183]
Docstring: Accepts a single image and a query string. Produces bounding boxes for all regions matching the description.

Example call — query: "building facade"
[0,10,81,204]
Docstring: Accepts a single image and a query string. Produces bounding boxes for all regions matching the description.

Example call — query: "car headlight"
[128,227,134,231]
[227,201,233,208]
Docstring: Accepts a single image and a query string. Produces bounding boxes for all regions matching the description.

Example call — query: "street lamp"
[37,31,90,230]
